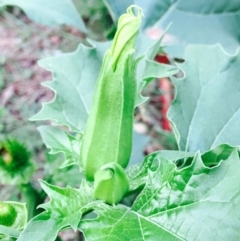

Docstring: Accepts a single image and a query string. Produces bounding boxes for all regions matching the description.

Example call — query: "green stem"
[18,183,46,220]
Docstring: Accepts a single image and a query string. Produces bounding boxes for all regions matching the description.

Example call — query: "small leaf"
[38,125,80,167]
[0,225,20,238]
[79,203,183,241]
[127,149,195,191]
[17,179,96,241]
[135,33,179,105]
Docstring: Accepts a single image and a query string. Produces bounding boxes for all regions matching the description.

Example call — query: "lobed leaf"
[169,44,240,152]
[79,146,240,240]
[30,43,107,132]
[17,179,96,241]
[132,148,240,240]
[38,125,81,167]
[104,0,240,55]
[0,0,86,32]
[79,204,183,241]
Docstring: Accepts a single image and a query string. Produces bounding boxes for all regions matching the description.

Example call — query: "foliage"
[1,1,240,241]
[104,0,240,56]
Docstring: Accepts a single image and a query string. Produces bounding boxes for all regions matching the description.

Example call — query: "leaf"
[30,43,107,132]
[127,149,195,191]
[0,0,86,32]
[79,147,240,240]
[79,204,183,241]
[38,125,80,167]
[104,0,240,55]
[169,44,240,152]
[0,225,20,238]
[135,33,180,105]
[150,0,240,55]
[17,179,96,241]
[201,144,235,167]
[131,148,240,240]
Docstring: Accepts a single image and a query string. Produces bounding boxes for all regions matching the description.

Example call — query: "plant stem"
[18,183,45,220]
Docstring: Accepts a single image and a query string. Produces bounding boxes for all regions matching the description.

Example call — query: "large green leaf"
[30,42,108,132]
[127,149,195,191]
[133,149,240,240]
[104,0,240,55]
[0,0,86,32]
[136,33,179,105]
[152,0,240,55]
[79,147,240,240]
[169,44,240,152]
[17,179,96,241]
[79,204,182,241]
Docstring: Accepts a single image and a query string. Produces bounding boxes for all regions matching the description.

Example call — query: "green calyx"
[94,162,129,205]
[0,202,17,227]
[80,51,138,181]
[80,5,143,181]
[110,5,143,70]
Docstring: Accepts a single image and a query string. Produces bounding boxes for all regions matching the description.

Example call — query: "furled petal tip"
[110,5,144,71]
[126,5,144,17]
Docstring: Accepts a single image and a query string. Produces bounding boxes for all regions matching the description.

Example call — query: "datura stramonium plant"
[80,5,143,204]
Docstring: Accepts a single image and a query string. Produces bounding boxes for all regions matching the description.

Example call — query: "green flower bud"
[0,139,35,185]
[110,5,143,70]
[0,139,31,174]
[0,202,17,227]
[94,162,129,205]
[80,5,143,181]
